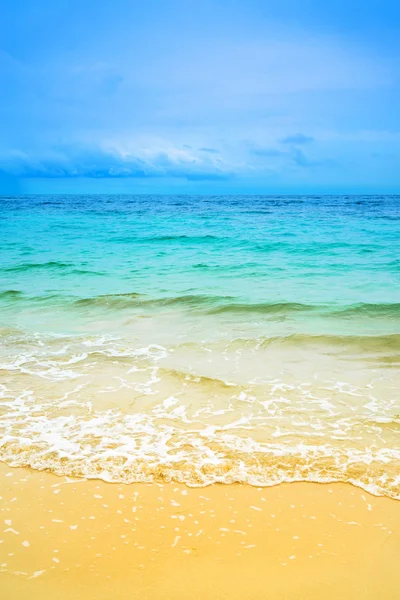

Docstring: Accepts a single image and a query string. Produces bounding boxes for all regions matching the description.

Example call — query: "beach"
[1,463,399,600]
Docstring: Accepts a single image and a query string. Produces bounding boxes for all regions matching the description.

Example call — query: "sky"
[1,0,400,194]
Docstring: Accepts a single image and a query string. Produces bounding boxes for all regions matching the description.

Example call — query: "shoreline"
[1,462,399,600]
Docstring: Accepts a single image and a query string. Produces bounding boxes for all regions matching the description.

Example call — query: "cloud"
[290,148,335,169]
[248,144,322,169]
[290,148,314,167]
[280,133,314,145]
[0,144,234,182]
[199,147,220,154]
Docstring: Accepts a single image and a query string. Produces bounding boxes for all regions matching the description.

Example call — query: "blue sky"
[1,0,399,194]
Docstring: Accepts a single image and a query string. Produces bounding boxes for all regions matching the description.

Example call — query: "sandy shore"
[0,462,399,600]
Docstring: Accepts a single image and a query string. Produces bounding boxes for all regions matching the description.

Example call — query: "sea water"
[1,195,399,497]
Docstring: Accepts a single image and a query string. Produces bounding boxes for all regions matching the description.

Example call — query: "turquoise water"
[1,195,399,496]
[1,195,400,308]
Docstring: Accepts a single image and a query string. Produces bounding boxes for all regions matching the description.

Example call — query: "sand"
[0,462,399,600]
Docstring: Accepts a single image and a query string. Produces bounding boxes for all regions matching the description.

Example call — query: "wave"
[110,234,221,244]
[1,262,104,277]
[0,290,23,300]
[1,328,399,498]
[146,234,220,243]
[74,293,234,310]
[254,333,400,353]
[2,261,73,273]
[106,233,391,254]
[210,301,316,315]
[3,287,400,322]
[334,302,400,318]
[73,294,319,314]
[72,294,400,318]
[1,430,399,499]
[169,333,400,354]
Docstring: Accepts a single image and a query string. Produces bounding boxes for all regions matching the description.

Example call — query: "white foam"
[0,332,399,499]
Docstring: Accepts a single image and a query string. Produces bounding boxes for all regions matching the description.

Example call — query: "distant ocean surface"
[1,195,399,498]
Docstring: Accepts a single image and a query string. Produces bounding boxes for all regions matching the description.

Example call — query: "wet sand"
[1,462,399,600]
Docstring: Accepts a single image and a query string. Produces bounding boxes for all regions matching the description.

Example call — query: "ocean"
[0,194,399,498]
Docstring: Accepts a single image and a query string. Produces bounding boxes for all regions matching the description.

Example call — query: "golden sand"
[0,462,399,600]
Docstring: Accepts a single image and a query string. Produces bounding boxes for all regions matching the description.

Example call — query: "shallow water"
[1,195,399,497]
